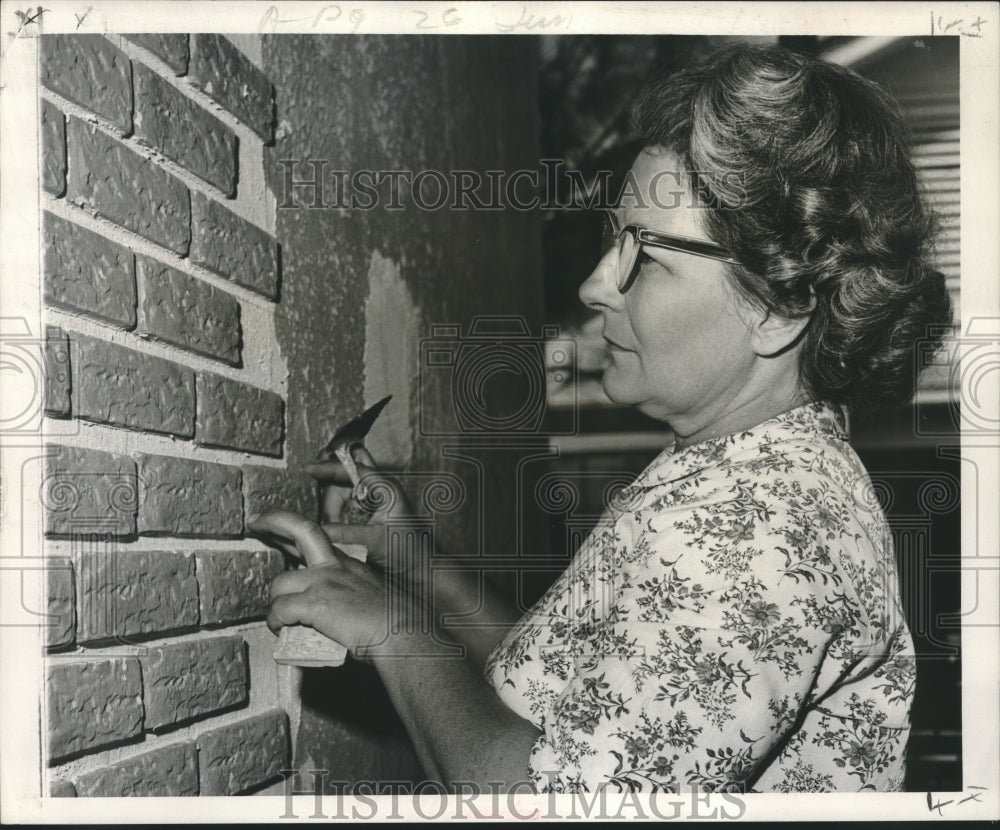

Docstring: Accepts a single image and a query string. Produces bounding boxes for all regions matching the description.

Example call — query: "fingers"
[269,566,320,599]
[304,458,352,485]
[247,510,339,567]
[320,486,347,524]
[252,530,301,560]
[306,446,377,484]
[266,593,310,633]
[320,522,384,551]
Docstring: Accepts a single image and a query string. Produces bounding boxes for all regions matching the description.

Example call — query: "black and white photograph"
[0,1,997,822]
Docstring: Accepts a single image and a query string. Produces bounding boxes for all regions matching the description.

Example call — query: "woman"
[250,42,952,793]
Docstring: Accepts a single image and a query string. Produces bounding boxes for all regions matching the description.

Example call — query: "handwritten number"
[927,793,953,815]
[415,8,461,29]
[928,788,988,814]
[349,8,365,33]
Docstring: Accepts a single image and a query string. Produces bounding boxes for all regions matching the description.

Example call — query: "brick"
[45,326,71,418]
[48,778,77,798]
[194,549,284,624]
[189,34,273,141]
[72,333,195,437]
[133,64,237,195]
[44,556,75,649]
[137,454,243,537]
[136,255,240,365]
[73,741,198,796]
[41,99,66,196]
[47,657,143,760]
[242,466,316,528]
[140,636,248,731]
[75,550,198,643]
[43,212,136,329]
[40,34,132,134]
[66,117,190,255]
[44,445,137,538]
[195,373,283,456]
[190,192,279,299]
[122,34,189,76]
[196,709,289,795]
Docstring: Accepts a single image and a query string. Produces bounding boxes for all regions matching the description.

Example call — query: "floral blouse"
[485,402,915,793]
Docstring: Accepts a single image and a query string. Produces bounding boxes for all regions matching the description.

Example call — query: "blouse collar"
[628,401,850,491]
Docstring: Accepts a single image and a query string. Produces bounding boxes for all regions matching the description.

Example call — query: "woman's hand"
[248,509,395,659]
[304,447,428,580]
[300,447,522,667]
[306,446,415,524]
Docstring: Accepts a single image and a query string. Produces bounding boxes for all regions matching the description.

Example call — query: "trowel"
[317,394,392,524]
[272,395,392,667]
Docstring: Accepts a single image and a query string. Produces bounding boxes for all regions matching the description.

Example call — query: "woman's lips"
[604,335,632,352]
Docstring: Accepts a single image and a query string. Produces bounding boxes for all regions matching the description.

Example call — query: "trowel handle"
[335,444,378,525]
[272,543,369,668]
[340,487,376,525]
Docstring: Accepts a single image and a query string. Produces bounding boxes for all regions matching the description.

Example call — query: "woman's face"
[579,148,766,433]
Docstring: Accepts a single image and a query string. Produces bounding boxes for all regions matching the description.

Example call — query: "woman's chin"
[600,366,637,406]
[601,368,673,423]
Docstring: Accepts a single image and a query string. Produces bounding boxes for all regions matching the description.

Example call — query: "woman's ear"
[750,304,814,358]
[744,285,816,358]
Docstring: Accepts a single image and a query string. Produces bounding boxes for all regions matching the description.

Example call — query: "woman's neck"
[667,384,813,451]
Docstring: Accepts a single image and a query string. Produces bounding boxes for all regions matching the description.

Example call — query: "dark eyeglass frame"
[603,210,740,294]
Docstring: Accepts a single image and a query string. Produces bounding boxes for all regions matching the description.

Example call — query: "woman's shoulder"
[628,402,895,595]
[632,403,878,522]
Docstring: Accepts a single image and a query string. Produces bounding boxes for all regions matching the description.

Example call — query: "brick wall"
[40,33,297,797]
[38,32,547,798]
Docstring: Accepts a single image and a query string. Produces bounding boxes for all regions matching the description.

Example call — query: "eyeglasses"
[602,210,740,294]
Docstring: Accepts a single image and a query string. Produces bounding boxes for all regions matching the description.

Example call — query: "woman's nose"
[579,249,624,312]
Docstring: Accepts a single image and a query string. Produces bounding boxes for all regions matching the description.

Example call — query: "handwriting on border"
[259,4,365,34]
[413,7,460,29]
[931,12,987,37]
[927,786,988,815]
[495,5,571,33]
[8,6,47,39]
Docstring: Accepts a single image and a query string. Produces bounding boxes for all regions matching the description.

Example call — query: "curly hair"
[629,42,953,412]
